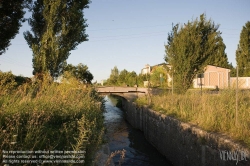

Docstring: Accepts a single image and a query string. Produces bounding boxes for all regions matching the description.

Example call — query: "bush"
[0,71,17,95]
[0,73,104,165]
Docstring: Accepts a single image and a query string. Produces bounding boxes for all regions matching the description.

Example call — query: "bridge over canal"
[96,86,149,100]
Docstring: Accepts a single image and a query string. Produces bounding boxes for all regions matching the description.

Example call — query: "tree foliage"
[236,21,250,77]
[165,14,229,93]
[117,69,128,85]
[24,0,90,78]
[137,74,148,87]
[126,71,137,86]
[63,63,93,84]
[228,63,236,77]
[0,71,32,94]
[106,66,119,85]
[105,66,143,87]
[0,0,31,55]
[150,65,168,87]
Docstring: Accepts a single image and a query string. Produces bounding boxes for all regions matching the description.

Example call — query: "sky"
[0,0,249,82]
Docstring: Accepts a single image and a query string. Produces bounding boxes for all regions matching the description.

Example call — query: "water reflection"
[104,95,173,166]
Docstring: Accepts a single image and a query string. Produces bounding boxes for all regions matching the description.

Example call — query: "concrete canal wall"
[121,99,250,166]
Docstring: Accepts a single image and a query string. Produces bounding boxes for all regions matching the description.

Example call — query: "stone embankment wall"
[122,99,250,166]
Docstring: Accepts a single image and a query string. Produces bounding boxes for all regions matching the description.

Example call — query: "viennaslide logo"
[219,149,248,165]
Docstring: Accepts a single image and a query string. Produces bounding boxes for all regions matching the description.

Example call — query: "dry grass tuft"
[105,149,126,166]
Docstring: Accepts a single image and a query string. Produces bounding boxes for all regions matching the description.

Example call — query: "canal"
[104,95,173,166]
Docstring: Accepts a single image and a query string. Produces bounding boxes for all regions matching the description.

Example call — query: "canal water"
[104,95,173,166]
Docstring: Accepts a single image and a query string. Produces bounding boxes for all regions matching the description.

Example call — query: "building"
[141,63,171,87]
[193,65,230,89]
[141,64,151,75]
[142,64,232,89]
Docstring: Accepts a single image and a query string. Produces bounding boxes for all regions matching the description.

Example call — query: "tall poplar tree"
[236,21,250,77]
[165,14,229,93]
[24,0,90,78]
[107,66,119,85]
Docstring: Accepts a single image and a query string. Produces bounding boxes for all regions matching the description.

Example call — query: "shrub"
[0,71,17,95]
[0,73,104,165]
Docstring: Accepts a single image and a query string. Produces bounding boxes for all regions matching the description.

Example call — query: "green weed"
[0,73,104,165]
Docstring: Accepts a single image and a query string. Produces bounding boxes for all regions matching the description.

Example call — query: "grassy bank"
[136,89,250,148]
[0,73,104,165]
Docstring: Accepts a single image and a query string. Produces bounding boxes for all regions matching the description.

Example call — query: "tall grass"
[0,73,104,165]
[136,89,250,148]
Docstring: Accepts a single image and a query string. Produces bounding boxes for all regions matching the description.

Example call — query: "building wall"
[141,64,151,75]
[194,65,230,89]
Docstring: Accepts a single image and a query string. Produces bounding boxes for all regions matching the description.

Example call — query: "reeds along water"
[0,72,105,165]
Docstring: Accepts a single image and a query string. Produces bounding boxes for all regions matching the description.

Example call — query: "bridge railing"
[96,86,148,93]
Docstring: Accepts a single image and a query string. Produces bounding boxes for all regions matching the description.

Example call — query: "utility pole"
[236,65,238,126]
[146,67,151,105]
[172,70,174,95]
[171,22,174,95]
[198,73,204,96]
[160,73,162,87]
[235,45,249,126]
[200,76,202,96]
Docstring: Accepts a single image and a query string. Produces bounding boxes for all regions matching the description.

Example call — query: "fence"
[230,77,250,89]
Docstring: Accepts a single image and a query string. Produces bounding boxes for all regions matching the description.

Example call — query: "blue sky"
[0,0,249,82]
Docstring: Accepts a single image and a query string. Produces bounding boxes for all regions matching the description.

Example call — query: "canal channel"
[103,95,173,166]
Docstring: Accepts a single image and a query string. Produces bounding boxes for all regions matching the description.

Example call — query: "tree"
[150,65,168,87]
[118,69,129,85]
[24,0,90,78]
[236,21,250,77]
[63,63,93,84]
[14,75,31,86]
[106,66,119,85]
[165,14,229,93]
[137,73,147,87]
[126,71,137,87]
[228,63,236,77]
[0,0,31,55]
